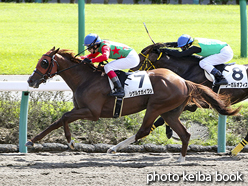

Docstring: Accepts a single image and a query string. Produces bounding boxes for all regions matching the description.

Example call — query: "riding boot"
[210,68,228,86]
[109,76,125,98]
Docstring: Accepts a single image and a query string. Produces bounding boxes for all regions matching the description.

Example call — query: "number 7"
[134,75,145,88]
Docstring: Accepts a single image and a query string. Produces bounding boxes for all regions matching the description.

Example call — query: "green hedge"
[0,91,247,147]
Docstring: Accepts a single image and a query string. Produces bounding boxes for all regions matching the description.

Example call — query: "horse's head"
[28,47,60,88]
[130,43,166,72]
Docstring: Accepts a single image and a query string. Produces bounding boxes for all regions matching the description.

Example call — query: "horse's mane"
[57,49,82,63]
[55,48,104,72]
[141,43,165,54]
[141,43,202,61]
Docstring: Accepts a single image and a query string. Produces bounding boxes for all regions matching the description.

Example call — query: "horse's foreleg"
[25,118,63,147]
[26,107,94,147]
[30,119,63,143]
[61,108,94,145]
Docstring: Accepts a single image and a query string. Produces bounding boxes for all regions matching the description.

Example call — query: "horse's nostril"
[27,79,33,84]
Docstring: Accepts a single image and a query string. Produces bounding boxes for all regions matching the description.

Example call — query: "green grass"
[0,3,244,74]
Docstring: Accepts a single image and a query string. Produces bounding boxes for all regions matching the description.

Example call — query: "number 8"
[232,67,243,81]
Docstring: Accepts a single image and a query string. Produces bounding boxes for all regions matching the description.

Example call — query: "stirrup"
[214,78,228,86]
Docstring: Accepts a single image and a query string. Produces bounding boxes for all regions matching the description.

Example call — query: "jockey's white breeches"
[104,50,140,74]
[199,45,233,74]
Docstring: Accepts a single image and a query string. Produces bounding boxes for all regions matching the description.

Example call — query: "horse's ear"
[52,46,55,51]
[55,48,60,54]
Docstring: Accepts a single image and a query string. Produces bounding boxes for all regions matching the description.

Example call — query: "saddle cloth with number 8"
[205,64,248,89]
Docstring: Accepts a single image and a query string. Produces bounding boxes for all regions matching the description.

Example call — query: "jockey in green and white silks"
[81,33,140,97]
[162,34,233,86]
[193,38,229,57]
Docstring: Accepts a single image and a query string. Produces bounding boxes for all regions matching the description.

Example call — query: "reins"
[52,59,84,76]
[51,55,98,76]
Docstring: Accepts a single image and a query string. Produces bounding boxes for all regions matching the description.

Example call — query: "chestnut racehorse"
[26,47,240,162]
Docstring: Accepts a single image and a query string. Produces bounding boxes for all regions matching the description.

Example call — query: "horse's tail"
[185,80,241,116]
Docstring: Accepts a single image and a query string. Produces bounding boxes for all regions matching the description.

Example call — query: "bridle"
[33,50,97,83]
[34,54,59,83]
[130,49,163,72]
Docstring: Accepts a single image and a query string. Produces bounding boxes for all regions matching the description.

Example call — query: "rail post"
[217,114,227,153]
[240,0,247,58]
[193,0,199,4]
[78,0,85,54]
[19,91,30,153]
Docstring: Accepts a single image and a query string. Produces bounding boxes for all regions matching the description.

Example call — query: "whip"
[143,22,155,44]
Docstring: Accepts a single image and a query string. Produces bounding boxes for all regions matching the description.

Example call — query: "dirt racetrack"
[0,151,247,186]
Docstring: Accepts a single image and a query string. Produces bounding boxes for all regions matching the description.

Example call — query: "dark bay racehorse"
[26,47,240,162]
[133,43,248,104]
[131,43,248,155]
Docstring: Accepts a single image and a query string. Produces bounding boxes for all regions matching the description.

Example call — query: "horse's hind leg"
[107,135,136,153]
[161,108,191,162]
[109,105,188,154]
[107,111,158,153]
[153,117,173,139]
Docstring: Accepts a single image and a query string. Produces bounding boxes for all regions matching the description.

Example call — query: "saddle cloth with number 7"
[108,71,154,98]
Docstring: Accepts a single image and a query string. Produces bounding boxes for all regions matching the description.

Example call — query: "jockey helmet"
[177,34,193,47]
[84,33,101,47]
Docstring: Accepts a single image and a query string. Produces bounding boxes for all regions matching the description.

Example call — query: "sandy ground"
[0,151,247,186]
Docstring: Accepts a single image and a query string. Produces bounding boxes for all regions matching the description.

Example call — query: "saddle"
[92,62,129,85]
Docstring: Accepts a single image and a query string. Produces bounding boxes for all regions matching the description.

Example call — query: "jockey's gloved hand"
[164,42,178,48]
[160,48,169,54]
[84,58,92,64]
[164,43,172,47]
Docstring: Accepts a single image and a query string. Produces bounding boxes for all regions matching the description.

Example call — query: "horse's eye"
[41,59,49,69]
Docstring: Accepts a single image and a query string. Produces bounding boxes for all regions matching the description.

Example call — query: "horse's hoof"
[177,153,185,163]
[166,126,173,139]
[177,158,185,163]
[68,140,75,150]
[107,148,116,154]
[25,140,34,147]
[166,130,173,139]
[225,151,232,156]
